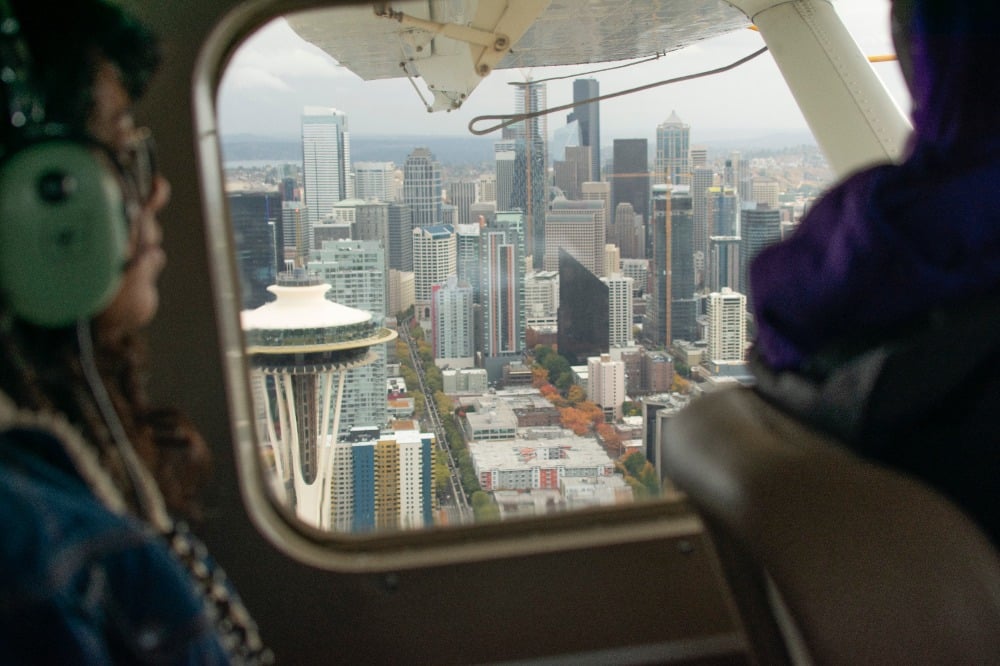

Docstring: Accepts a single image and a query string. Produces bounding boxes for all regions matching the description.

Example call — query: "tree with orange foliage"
[531,366,549,388]
[577,401,605,428]
[559,407,592,435]
[565,384,586,405]
[596,422,624,456]
[539,383,559,398]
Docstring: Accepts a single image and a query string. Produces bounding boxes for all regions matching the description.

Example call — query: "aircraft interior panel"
[110,0,961,663]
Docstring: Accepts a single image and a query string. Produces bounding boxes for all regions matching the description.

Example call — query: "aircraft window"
[205,0,902,558]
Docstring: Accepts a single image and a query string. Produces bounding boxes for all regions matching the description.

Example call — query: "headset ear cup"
[0,140,128,327]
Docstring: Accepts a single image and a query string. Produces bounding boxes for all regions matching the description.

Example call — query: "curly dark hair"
[2,0,160,137]
[0,0,209,522]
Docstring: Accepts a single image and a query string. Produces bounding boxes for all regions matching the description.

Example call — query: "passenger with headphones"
[0,1,270,662]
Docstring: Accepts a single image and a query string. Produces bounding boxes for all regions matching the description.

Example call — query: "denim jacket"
[0,423,233,663]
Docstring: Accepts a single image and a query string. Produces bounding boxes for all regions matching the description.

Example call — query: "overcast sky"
[217,0,907,144]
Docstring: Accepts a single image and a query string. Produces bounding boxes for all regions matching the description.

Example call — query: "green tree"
[400,365,418,390]
[471,490,492,508]
[543,352,571,381]
[639,463,661,496]
[434,391,453,417]
[417,340,433,367]
[411,391,426,419]
[622,451,646,478]
[424,364,443,394]
[622,401,642,417]
[473,501,500,522]
[554,371,574,392]
[433,461,451,490]
[534,344,554,366]
[626,476,650,501]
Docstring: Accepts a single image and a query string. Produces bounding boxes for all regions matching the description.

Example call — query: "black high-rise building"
[566,78,600,182]
[229,190,279,309]
[557,249,608,364]
[670,187,697,343]
[647,185,697,346]
[611,139,650,256]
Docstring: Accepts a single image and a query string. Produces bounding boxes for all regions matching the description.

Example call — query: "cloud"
[216,0,906,140]
[220,18,353,94]
[222,64,292,92]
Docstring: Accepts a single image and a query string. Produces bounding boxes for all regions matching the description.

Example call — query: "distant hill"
[693,129,818,155]
[221,129,819,167]
[222,134,496,166]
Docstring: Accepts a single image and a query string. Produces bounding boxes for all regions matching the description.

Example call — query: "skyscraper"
[544,199,606,276]
[709,236,742,294]
[354,161,396,202]
[740,204,783,303]
[587,354,626,422]
[481,212,525,359]
[707,287,747,363]
[557,249,608,364]
[655,110,690,186]
[337,200,389,263]
[552,145,592,200]
[446,180,477,226]
[647,184,696,346]
[493,139,523,213]
[610,139,650,256]
[403,147,442,229]
[309,240,391,437]
[611,202,645,259]
[412,224,457,318]
[281,200,309,265]
[603,274,634,348]
[750,178,780,209]
[708,187,740,237]
[477,173,496,203]
[669,186,697,342]
[301,106,350,225]
[691,167,715,273]
[566,78,601,182]
[524,270,559,330]
[329,429,435,532]
[229,190,279,309]
[455,222,482,304]
[387,203,413,272]
[509,80,547,268]
[432,275,475,367]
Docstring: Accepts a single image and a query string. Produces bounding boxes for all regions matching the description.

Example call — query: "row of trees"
[530,345,606,437]
[530,345,661,500]
[395,320,485,509]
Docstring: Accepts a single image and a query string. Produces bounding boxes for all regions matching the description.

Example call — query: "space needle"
[242,269,397,530]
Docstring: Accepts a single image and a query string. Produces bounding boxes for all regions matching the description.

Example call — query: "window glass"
[216,1,902,535]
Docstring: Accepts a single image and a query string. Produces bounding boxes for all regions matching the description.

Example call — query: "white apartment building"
[602,274,634,347]
[412,224,457,315]
[587,354,627,422]
[707,287,747,362]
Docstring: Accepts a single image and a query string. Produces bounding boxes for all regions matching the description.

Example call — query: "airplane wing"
[286,0,749,112]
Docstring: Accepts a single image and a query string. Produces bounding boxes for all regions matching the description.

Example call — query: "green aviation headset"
[0,2,129,328]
